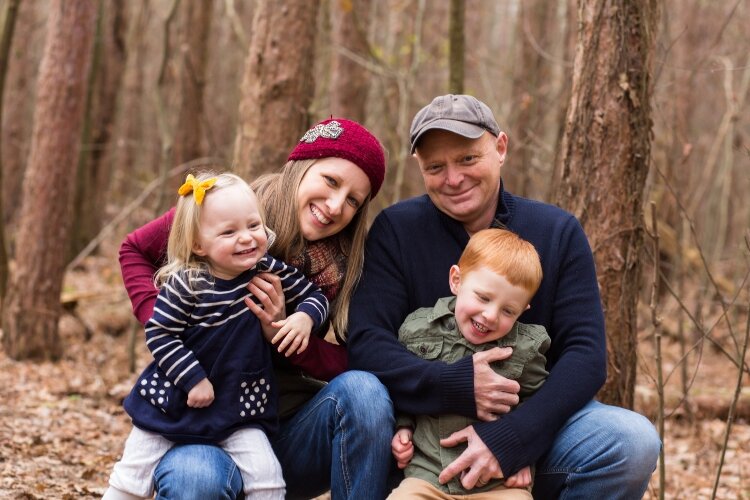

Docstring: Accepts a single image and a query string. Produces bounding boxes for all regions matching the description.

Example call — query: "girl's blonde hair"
[155,171,265,287]
[458,229,543,296]
[252,159,370,339]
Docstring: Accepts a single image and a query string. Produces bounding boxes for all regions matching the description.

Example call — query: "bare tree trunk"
[111,0,149,204]
[172,0,212,169]
[70,0,127,259]
[330,0,371,122]
[233,0,318,178]
[549,0,578,200]
[0,0,21,303]
[507,0,553,198]
[2,0,44,230]
[448,0,464,94]
[153,0,179,215]
[2,0,97,361]
[551,0,660,407]
[373,0,426,205]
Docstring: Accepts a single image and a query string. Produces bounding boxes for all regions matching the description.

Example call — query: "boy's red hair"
[458,229,543,295]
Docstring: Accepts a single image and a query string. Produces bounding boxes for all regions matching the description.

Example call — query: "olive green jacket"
[397,296,550,495]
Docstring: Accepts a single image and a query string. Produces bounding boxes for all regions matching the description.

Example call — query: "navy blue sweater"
[347,186,607,476]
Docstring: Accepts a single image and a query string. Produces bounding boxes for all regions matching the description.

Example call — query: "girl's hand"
[271,312,313,356]
[245,273,286,343]
[391,427,414,469]
[187,378,214,408]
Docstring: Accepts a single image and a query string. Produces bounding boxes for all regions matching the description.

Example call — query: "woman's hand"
[245,273,286,343]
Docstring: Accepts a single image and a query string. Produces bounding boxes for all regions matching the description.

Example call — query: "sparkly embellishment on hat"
[288,118,386,196]
[300,120,344,143]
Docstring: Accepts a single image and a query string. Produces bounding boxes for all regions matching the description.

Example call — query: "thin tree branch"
[710,234,750,499]
[656,165,746,361]
[648,202,666,500]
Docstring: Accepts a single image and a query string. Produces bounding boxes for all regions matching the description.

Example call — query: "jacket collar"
[427,296,520,350]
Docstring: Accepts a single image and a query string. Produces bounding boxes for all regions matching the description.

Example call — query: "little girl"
[103,172,329,500]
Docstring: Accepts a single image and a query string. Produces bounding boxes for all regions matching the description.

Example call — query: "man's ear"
[449,265,461,295]
[495,132,508,164]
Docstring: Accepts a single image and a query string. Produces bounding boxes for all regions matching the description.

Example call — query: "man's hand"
[438,425,503,489]
[187,378,214,408]
[473,347,520,421]
[391,427,415,469]
[504,465,532,488]
[245,273,286,343]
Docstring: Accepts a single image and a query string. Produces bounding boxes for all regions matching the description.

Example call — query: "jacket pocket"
[403,337,442,360]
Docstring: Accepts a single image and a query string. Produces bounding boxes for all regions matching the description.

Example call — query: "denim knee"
[617,411,661,476]
[332,370,394,431]
[154,444,243,499]
[591,404,661,476]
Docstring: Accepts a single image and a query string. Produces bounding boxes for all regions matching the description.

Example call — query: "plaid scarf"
[289,236,347,307]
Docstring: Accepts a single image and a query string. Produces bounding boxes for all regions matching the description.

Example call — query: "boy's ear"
[449,265,461,295]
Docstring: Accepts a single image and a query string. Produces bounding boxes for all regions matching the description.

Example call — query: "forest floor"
[0,252,748,499]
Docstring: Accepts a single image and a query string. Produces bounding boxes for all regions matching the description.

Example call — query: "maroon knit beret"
[288,118,386,197]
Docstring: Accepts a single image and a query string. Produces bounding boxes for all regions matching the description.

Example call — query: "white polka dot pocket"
[238,371,273,420]
[137,368,185,419]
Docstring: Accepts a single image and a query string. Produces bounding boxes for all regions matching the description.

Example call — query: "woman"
[118,118,393,499]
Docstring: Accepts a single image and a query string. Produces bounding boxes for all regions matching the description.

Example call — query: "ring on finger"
[477,478,488,486]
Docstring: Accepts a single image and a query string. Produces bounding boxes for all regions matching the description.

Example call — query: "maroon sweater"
[119,208,347,382]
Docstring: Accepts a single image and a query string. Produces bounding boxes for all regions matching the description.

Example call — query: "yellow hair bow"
[178,174,217,205]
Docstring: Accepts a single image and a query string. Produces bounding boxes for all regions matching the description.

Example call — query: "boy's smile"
[449,264,532,345]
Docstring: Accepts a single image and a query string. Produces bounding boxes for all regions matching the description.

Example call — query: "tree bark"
[111,0,149,203]
[507,0,553,198]
[330,0,371,123]
[2,0,97,361]
[0,0,21,302]
[448,0,464,94]
[552,0,660,407]
[2,1,44,230]
[172,0,212,169]
[233,0,318,178]
[70,0,127,259]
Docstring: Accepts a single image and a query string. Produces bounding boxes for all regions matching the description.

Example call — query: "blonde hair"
[155,171,265,287]
[252,159,371,339]
[458,229,543,296]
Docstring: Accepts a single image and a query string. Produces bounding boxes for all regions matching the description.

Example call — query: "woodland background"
[0,0,748,498]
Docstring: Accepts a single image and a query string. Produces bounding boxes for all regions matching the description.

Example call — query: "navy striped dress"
[123,254,329,443]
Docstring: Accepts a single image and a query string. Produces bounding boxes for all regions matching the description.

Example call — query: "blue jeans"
[153,371,394,500]
[532,400,661,500]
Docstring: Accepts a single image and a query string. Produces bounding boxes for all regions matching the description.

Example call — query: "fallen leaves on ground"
[0,256,747,499]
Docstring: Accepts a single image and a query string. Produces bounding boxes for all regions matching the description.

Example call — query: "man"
[347,94,659,499]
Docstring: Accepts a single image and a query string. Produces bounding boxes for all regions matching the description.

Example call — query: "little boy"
[388,228,550,499]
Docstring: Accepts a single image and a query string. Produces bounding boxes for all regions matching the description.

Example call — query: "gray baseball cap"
[409,94,501,153]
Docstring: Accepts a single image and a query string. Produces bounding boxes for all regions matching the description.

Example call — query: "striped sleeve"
[261,254,329,330]
[144,273,207,393]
